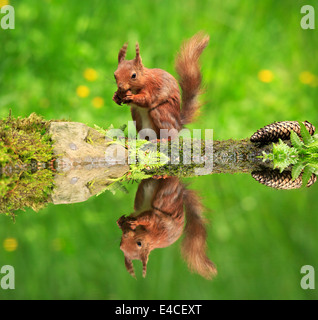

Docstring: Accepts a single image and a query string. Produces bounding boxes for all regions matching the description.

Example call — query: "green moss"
[0,170,54,218]
[0,113,55,217]
[0,112,54,166]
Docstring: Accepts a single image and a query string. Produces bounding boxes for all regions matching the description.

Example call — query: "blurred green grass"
[1,0,318,299]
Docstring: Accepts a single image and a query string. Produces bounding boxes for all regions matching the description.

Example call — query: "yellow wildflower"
[84,68,98,82]
[92,96,104,109]
[258,70,274,83]
[0,0,9,8]
[76,85,90,98]
[3,238,18,252]
[299,71,315,85]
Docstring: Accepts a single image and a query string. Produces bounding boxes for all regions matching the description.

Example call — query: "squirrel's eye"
[136,241,142,247]
[131,73,137,79]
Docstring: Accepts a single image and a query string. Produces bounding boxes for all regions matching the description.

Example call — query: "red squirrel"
[117,178,217,279]
[113,33,209,139]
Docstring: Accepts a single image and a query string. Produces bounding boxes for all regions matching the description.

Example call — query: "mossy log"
[48,121,274,176]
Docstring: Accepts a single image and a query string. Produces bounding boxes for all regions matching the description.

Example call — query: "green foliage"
[299,122,314,146]
[88,136,169,196]
[99,122,170,181]
[290,130,303,151]
[262,139,299,173]
[96,180,129,196]
[128,139,169,181]
[93,124,110,136]
[263,121,318,186]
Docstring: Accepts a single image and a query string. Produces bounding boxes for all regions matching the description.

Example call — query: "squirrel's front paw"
[117,215,137,229]
[122,94,134,104]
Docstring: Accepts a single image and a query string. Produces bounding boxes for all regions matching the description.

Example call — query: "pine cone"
[250,121,315,143]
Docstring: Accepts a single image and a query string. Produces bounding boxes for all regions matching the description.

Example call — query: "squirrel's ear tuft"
[135,42,143,67]
[141,252,149,278]
[118,43,128,64]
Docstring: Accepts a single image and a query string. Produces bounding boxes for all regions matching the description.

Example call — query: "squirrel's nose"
[118,83,129,92]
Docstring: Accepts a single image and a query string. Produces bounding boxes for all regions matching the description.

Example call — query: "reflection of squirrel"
[117,178,217,279]
[113,33,209,138]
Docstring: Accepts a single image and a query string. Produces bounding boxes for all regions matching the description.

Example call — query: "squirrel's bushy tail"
[181,189,217,279]
[175,32,209,125]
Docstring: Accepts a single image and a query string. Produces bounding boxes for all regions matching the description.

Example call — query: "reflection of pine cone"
[250,121,315,143]
[251,169,317,190]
